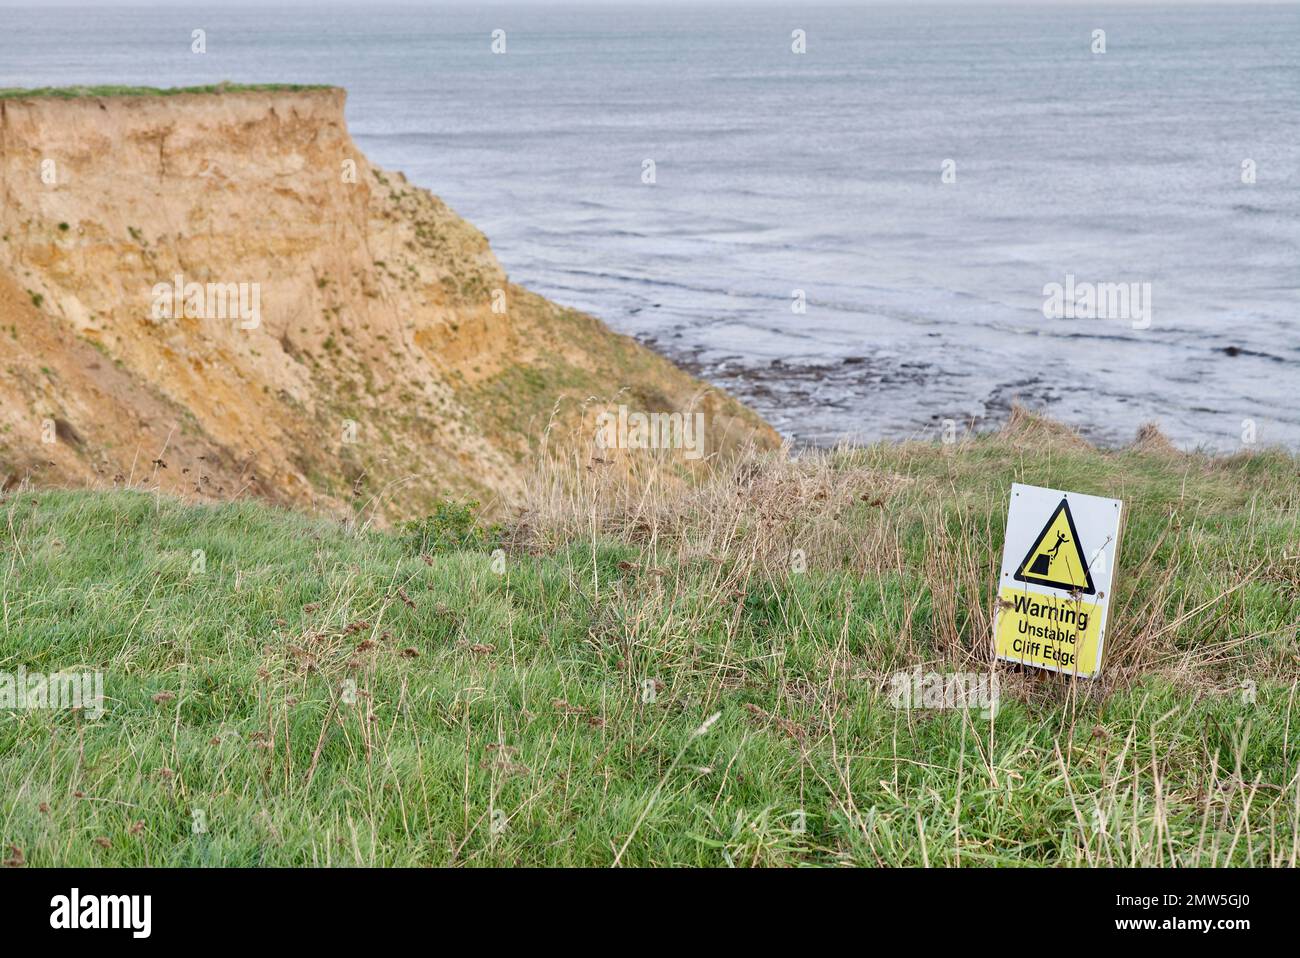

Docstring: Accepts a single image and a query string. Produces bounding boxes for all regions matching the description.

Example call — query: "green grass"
[0,83,336,100]
[1,423,1298,866]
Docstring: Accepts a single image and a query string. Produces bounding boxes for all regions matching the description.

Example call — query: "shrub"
[400,499,500,555]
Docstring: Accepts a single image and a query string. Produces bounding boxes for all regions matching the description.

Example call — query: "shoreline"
[639,332,1291,456]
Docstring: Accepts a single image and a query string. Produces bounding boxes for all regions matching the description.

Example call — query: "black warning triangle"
[1013,497,1096,595]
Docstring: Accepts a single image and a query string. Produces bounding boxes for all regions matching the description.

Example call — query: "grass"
[0,84,337,100]
[1,412,1297,866]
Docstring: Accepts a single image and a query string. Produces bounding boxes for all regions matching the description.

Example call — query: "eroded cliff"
[0,87,777,517]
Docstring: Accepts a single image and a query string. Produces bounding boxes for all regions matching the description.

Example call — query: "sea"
[2,2,1297,450]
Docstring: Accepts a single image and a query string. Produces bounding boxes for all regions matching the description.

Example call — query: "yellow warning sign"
[992,484,1124,679]
[994,587,1103,676]
[1013,498,1095,594]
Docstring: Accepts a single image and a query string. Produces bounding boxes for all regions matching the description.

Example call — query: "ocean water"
[2,3,1297,450]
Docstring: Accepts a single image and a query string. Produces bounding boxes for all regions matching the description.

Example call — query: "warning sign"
[1013,498,1095,594]
[993,484,1123,679]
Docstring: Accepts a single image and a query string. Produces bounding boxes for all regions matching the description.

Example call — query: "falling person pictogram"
[1013,498,1096,594]
[1029,531,1069,575]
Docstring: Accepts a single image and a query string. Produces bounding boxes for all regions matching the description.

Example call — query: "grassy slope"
[1,419,1297,866]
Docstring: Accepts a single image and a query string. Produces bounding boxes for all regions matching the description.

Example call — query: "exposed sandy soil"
[0,88,777,519]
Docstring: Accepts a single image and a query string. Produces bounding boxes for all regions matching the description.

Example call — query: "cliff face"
[0,88,776,516]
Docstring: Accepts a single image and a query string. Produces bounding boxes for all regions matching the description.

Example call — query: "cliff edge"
[0,87,777,517]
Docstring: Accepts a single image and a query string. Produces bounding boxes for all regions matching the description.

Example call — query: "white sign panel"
[992,483,1124,678]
